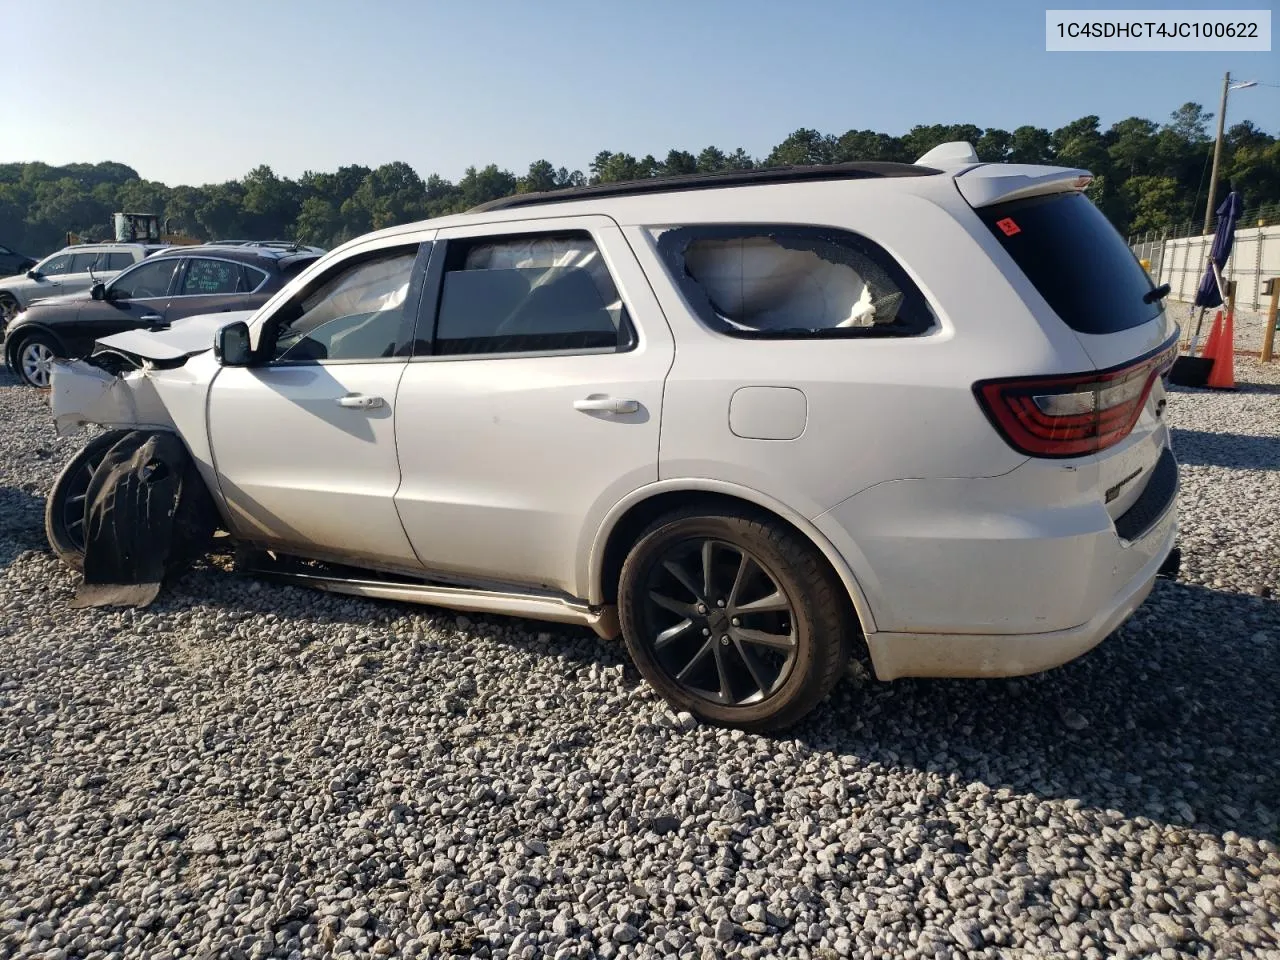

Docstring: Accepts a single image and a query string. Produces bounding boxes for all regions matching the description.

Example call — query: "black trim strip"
[468,162,943,213]
[1114,447,1178,542]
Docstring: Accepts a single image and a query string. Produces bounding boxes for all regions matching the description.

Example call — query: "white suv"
[45,144,1179,730]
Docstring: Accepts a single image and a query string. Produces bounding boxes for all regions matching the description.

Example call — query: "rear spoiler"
[915,141,1092,209]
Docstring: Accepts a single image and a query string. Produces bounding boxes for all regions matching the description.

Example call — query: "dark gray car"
[5,245,320,386]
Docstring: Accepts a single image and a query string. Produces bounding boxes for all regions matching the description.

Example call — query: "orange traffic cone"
[1206,309,1236,390]
[1199,310,1223,360]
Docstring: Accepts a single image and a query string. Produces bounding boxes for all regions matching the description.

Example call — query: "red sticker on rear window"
[996,217,1021,236]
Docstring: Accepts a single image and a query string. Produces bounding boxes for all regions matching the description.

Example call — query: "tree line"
[1,102,1276,257]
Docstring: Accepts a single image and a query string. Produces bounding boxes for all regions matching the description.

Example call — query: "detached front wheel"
[45,430,132,572]
[618,507,853,732]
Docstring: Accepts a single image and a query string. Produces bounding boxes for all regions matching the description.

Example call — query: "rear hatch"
[959,167,1178,528]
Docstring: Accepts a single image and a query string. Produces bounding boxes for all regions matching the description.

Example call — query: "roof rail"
[467,161,942,213]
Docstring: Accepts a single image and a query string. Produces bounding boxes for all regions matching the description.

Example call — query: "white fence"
[1133,224,1280,311]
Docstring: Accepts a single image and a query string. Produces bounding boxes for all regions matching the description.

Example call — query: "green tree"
[294,197,341,246]
[456,164,517,210]
[974,128,1013,163]
[696,146,727,172]
[1107,117,1159,178]
[661,150,698,176]
[1008,126,1053,164]
[833,129,906,162]
[1123,175,1184,233]
[765,128,834,166]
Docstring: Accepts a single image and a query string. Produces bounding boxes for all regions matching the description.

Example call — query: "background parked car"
[208,240,328,254]
[0,243,165,334]
[4,244,320,386]
[0,243,37,278]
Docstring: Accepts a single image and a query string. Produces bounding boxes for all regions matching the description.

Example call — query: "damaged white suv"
[46,144,1179,731]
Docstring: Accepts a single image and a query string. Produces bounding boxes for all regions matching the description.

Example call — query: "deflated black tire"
[45,430,132,572]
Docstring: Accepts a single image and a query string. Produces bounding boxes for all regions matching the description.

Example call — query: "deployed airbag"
[73,430,215,608]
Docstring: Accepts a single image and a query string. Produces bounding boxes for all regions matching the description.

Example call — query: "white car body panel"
[393,217,674,595]
[206,361,420,567]
[44,159,1180,684]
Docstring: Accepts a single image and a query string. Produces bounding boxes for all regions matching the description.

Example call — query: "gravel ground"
[0,361,1278,960]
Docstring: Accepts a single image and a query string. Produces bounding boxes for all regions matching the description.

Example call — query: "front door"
[63,256,184,356]
[392,217,675,597]
[206,241,429,569]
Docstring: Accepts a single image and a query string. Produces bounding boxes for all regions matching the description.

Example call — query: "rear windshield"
[978,191,1161,336]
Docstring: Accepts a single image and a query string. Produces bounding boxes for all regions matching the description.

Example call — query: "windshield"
[977,191,1161,336]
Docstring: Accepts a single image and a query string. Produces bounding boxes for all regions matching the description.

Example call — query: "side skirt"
[239,553,621,639]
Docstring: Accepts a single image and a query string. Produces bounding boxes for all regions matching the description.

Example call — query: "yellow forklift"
[66,213,200,247]
[112,212,200,245]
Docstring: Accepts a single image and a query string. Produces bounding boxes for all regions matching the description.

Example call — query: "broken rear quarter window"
[653,225,934,339]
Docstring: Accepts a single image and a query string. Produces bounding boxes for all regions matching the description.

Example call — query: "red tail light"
[974,338,1177,458]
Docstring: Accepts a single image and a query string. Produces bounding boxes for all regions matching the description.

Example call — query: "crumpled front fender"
[49,360,175,437]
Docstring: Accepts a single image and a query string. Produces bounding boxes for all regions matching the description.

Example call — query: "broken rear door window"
[653,225,935,339]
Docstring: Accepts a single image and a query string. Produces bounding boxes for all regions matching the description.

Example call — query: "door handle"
[573,396,639,415]
[140,314,163,322]
[337,394,385,409]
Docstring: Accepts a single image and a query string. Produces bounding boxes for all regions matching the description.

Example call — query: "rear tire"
[618,507,853,732]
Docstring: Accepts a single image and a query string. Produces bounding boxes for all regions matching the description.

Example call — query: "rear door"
[392,216,674,596]
[970,185,1178,520]
[168,255,273,322]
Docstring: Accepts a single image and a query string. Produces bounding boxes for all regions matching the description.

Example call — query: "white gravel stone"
[0,360,1278,958]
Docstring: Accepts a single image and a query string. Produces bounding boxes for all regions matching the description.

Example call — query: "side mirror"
[26,269,40,280]
[90,282,106,301]
[214,320,253,366]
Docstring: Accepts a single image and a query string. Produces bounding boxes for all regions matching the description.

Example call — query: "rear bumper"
[813,446,1178,679]
[865,526,1174,680]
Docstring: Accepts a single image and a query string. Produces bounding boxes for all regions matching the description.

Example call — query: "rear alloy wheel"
[45,430,131,571]
[14,332,59,388]
[0,294,19,332]
[619,508,852,731]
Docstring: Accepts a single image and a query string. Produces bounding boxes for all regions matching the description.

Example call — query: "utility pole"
[1204,71,1231,235]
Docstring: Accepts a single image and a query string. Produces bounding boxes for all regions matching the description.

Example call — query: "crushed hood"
[96,310,255,362]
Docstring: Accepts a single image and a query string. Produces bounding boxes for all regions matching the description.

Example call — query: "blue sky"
[4,0,1276,186]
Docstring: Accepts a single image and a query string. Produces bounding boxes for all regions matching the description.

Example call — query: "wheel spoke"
[649,591,696,618]
[730,589,790,615]
[662,558,705,603]
[726,552,751,609]
[654,618,696,650]
[711,639,733,704]
[700,540,717,597]
[732,638,770,697]
[675,638,714,682]
[732,626,797,651]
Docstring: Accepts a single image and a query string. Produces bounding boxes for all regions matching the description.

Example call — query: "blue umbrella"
[1193,190,1243,309]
